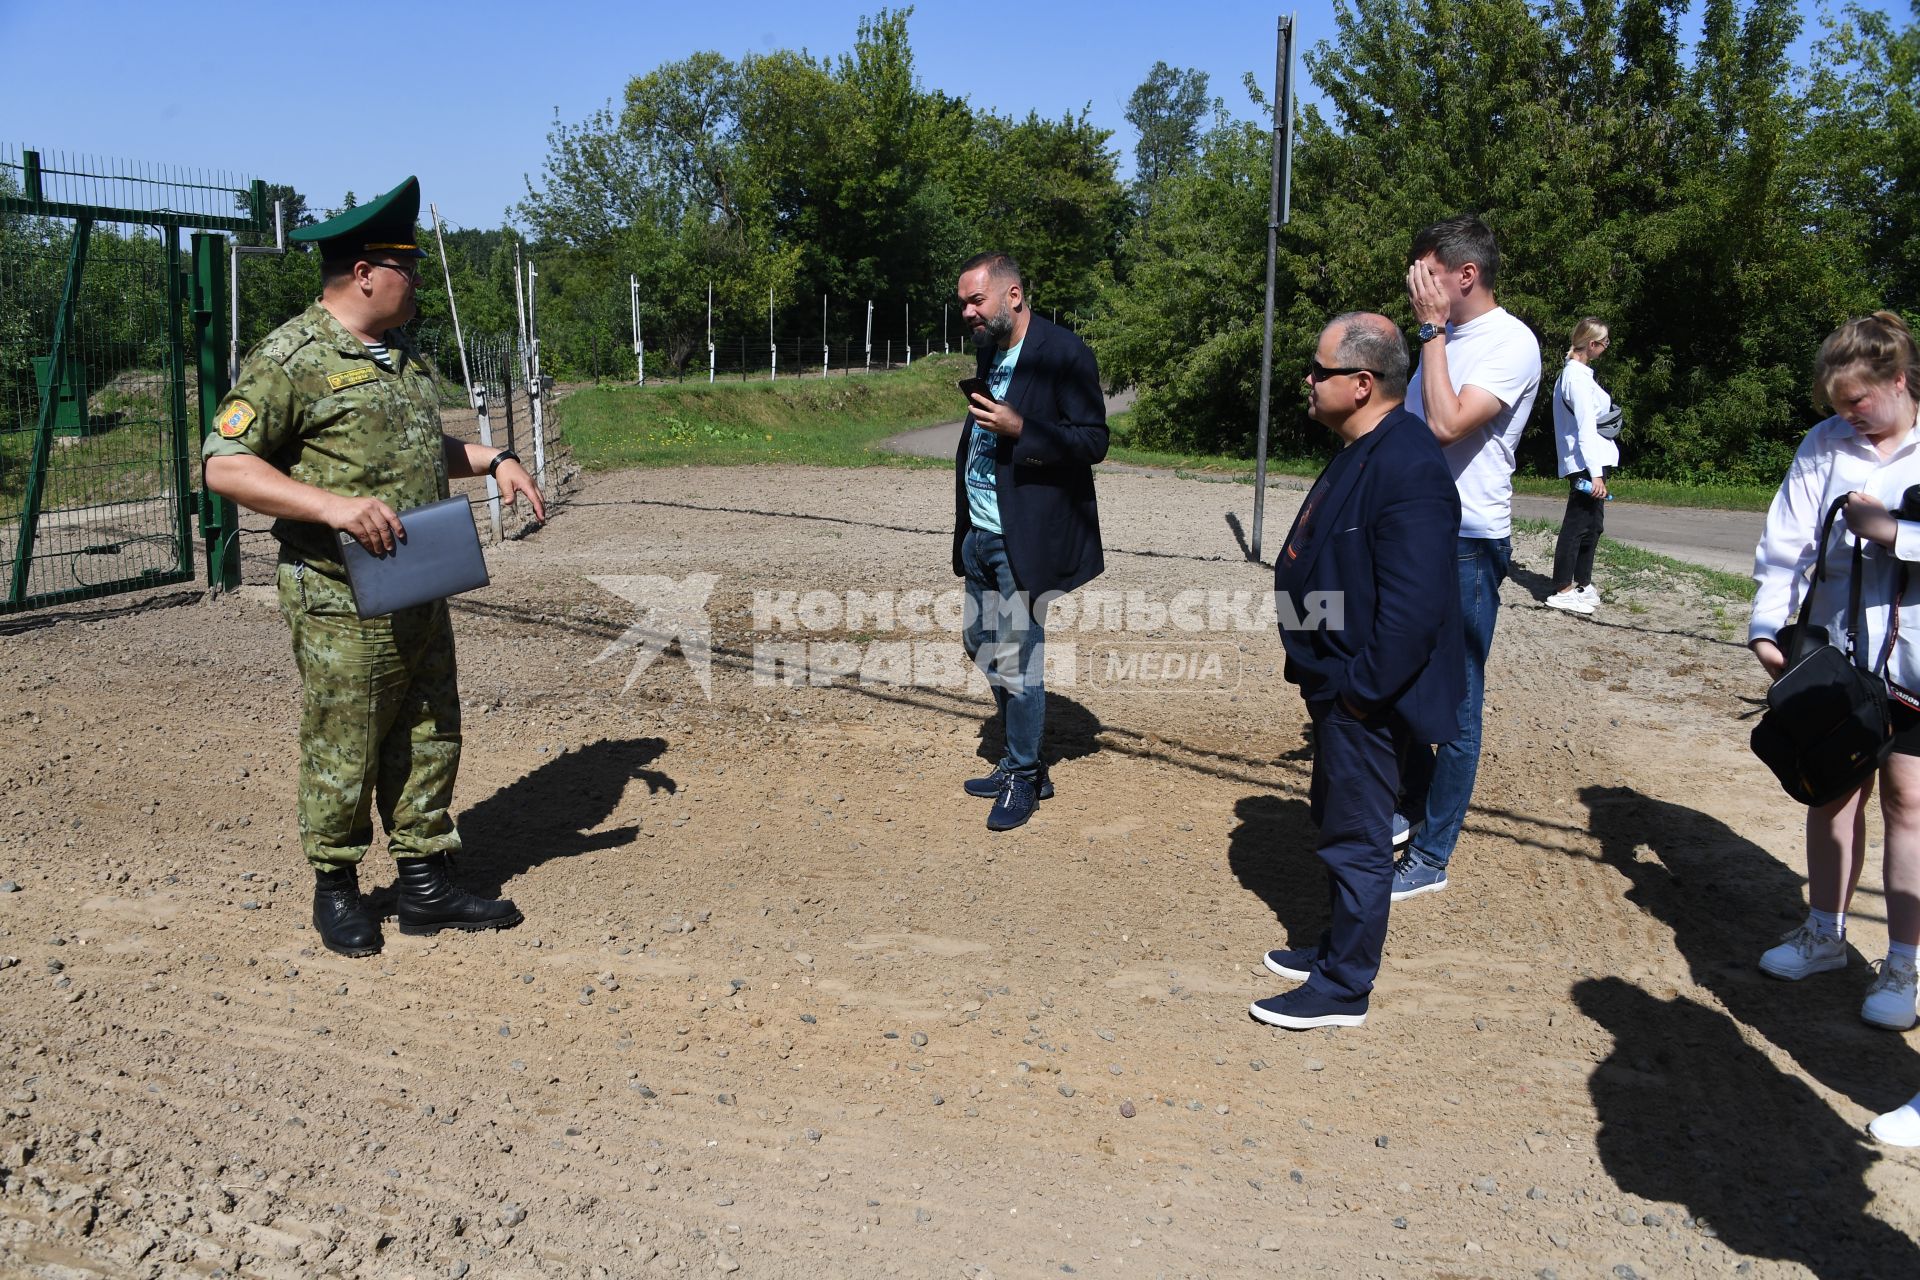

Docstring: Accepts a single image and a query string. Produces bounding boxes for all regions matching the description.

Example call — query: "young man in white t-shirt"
[1391,215,1542,900]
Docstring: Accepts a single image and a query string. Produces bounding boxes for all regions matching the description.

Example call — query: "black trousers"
[1552,473,1606,589]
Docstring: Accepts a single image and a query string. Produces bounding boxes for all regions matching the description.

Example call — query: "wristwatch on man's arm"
[486,449,521,478]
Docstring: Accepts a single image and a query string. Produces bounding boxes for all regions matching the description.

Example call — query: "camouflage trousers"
[276,554,464,871]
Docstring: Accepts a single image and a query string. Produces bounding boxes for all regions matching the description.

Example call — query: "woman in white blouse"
[1545,318,1619,615]
[1748,312,1920,1144]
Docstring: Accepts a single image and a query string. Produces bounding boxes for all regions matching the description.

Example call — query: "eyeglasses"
[369,260,422,283]
[1308,359,1380,383]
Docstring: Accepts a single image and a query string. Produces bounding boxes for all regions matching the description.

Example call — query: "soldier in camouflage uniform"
[203,176,543,957]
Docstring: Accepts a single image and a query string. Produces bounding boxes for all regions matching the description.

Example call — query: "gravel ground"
[1,461,1915,1279]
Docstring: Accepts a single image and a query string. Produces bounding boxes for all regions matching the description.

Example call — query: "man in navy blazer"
[951,251,1108,831]
[1251,312,1464,1030]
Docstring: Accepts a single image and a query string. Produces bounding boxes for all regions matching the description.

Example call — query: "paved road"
[883,407,1763,576]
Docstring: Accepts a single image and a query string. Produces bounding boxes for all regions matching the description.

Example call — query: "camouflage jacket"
[203,302,447,575]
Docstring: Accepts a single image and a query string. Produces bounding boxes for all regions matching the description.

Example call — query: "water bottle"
[1574,478,1614,502]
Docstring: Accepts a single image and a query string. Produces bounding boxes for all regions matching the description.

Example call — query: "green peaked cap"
[291,175,425,259]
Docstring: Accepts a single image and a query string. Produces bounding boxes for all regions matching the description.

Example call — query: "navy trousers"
[1305,698,1404,1002]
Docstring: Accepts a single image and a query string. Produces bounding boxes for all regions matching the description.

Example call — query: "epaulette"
[245,309,328,370]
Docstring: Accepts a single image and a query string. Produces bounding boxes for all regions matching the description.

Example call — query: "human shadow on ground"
[973,692,1105,771]
[1225,794,1327,950]
[375,736,676,905]
[1505,556,1559,603]
[1575,977,1920,1280]
[1580,784,1920,1111]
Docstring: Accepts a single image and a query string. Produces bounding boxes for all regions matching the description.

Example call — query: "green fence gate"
[0,147,272,614]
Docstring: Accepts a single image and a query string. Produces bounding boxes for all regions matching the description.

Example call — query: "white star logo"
[587,573,720,698]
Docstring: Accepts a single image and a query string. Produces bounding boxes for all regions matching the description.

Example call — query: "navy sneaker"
[1391,812,1416,848]
[1262,947,1318,982]
[1249,984,1369,1029]
[987,774,1039,831]
[1390,853,1448,902]
[964,765,1054,801]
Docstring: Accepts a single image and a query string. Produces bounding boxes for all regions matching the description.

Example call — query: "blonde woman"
[1749,311,1920,1035]
[1545,318,1618,614]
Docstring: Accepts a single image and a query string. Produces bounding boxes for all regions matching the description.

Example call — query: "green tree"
[233,183,320,352]
[514,7,1128,377]
[1091,0,1896,483]
[1124,62,1210,218]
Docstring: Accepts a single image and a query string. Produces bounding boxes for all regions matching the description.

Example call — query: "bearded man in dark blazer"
[951,251,1107,832]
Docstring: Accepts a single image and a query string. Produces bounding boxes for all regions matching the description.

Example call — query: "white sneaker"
[1758,924,1848,980]
[1577,585,1601,608]
[1862,957,1919,1030]
[1545,589,1595,615]
[1869,1101,1920,1147]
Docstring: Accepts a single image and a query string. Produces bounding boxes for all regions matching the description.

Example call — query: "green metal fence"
[0,147,269,613]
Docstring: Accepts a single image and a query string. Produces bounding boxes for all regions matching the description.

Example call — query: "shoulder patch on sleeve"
[327,367,379,391]
[217,401,257,438]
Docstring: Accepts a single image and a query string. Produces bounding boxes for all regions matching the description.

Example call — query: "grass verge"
[1509,473,1774,511]
[561,376,1781,512]
[1512,515,1754,600]
[560,354,974,470]
[1106,410,1777,509]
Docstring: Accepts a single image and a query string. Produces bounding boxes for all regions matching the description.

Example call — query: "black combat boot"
[312,865,381,957]
[394,854,523,936]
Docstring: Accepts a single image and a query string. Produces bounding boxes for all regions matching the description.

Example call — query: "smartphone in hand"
[958,376,994,405]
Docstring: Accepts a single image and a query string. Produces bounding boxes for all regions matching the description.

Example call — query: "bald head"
[1325,313,1409,398]
[1306,312,1408,441]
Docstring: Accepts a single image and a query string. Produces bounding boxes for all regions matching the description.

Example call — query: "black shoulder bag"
[1750,496,1900,807]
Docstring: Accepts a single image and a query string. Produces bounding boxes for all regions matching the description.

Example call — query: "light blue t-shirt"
[965,339,1023,534]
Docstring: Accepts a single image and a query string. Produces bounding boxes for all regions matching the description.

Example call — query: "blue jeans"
[961,529,1048,777]
[1406,535,1509,868]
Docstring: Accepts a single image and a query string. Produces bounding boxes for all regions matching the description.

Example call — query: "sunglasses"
[369,260,423,282]
[1308,359,1380,383]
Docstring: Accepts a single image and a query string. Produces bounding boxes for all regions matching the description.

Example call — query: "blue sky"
[0,0,1900,232]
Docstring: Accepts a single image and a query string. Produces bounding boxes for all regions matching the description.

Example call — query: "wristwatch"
[486,449,521,478]
[1417,322,1445,343]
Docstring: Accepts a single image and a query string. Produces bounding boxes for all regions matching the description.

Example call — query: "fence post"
[188,230,239,591]
[430,204,500,543]
[526,260,548,495]
[501,346,518,454]
[165,230,195,584]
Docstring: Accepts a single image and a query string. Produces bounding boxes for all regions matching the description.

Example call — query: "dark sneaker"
[987,774,1039,831]
[1390,854,1448,902]
[1391,812,1415,848]
[1249,984,1369,1029]
[964,765,1053,800]
[1263,947,1318,982]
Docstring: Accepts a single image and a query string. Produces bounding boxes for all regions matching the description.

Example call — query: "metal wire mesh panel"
[415,326,562,498]
[0,147,272,612]
[0,220,192,610]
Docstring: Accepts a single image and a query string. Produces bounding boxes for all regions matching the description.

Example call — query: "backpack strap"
[1783,496,1850,665]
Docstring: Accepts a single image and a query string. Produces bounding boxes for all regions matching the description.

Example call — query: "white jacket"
[1551,359,1620,478]
[1750,411,1920,692]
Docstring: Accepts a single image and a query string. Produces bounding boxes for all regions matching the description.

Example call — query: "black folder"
[336,495,489,619]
